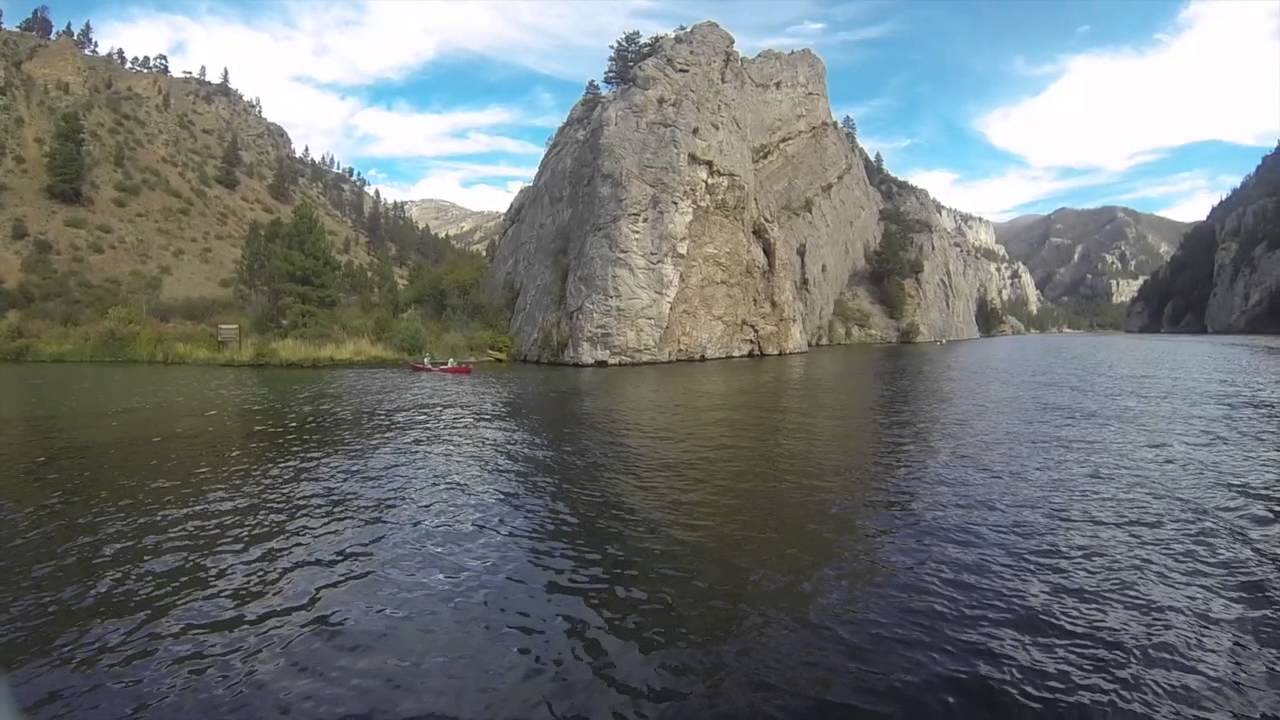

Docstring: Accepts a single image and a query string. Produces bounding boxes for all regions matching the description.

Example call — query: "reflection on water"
[2,334,1279,719]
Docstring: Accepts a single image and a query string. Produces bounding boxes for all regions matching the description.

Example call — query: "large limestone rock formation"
[490,22,1041,364]
[996,207,1189,305]
[1126,146,1280,334]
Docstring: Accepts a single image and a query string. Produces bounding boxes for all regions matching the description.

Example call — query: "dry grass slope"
[0,31,376,302]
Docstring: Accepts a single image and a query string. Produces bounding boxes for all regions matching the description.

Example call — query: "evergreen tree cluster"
[236,204,344,328]
[602,30,665,90]
[235,203,506,345]
[16,5,53,39]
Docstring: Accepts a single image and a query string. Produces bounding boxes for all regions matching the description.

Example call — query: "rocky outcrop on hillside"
[1126,146,1280,334]
[406,199,504,254]
[489,22,1041,364]
[996,207,1189,304]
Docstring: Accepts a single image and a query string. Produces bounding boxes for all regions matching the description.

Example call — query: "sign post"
[216,324,241,352]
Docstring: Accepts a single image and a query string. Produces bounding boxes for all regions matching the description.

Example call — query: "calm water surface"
[2,334,1279,719]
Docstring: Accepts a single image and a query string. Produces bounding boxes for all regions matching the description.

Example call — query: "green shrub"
[387,318,428,354]
[11,219,30,241]
[87,240,105,254]
[881,278,908,320]
[63,214,90,230]
[95,222,114,234]
[112,178,142,196]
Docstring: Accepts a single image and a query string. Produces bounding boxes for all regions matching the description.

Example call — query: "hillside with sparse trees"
[0,10,510,362]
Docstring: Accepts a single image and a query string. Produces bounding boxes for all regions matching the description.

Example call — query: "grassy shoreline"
[0,317,499,367]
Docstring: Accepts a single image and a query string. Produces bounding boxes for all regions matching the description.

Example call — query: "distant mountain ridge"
[405,199,503,254]
[995,207,1191,305]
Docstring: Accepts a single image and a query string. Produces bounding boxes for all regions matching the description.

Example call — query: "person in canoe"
[446,358,456,368]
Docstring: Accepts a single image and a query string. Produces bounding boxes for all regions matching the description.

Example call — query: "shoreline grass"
[0,316,498,367]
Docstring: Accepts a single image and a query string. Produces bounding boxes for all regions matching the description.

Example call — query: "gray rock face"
[1203,200,1280,331]
[490,22,1042,364]
[824,180,1040,344]
[1126,146,1280,334]
[995,207,1190,305]
[406,199,504,253]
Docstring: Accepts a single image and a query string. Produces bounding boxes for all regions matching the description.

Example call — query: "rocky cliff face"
[406,199,504,254]
[490,22,1041,364]
[1126,146,1280,334]
[824,175,1040,343]
[996,208,1189,304]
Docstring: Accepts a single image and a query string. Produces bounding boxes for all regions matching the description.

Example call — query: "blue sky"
[6,0,1277,220]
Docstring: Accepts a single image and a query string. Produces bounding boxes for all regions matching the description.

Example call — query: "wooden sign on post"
[216,324,241,352]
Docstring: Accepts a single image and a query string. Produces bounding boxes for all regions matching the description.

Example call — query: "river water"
[2,334,1278,719]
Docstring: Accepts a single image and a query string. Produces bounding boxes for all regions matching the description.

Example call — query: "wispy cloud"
[979,0,1280,171]
[1102,170,1235,221]
[831,97,892,122]
[860,135,914,164]
[374,160,538,211]
[1075,24,1091,34]
[1109,170,1231,202]
[785,20,827,34]
[349,107,544,158]
[906,167,1118,221]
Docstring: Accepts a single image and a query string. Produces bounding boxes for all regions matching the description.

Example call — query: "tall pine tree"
[17,6,54,38]
[45,111,87,203]
[840,115,857,144]
[268,154,297,202]
[74,20,96,53]
[214,132,241,190]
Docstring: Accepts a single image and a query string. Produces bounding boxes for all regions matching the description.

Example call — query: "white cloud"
[906,167,1117,221]
[349,107,544,157]
[1155,190,1223,222]
[860,135,913,163]
[96,6,565,175]
[833,22,896,42]
[375,162,537,211]
[979,0,1280,171]
[1123,172,1235,221]
[1076,24,1091,34]
[786,20,827,34]
[832,97,891,122]
[1109,170,1236,203]
[1111,172,1209,201]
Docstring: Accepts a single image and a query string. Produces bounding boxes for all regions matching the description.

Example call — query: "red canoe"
[409,362,473,374]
